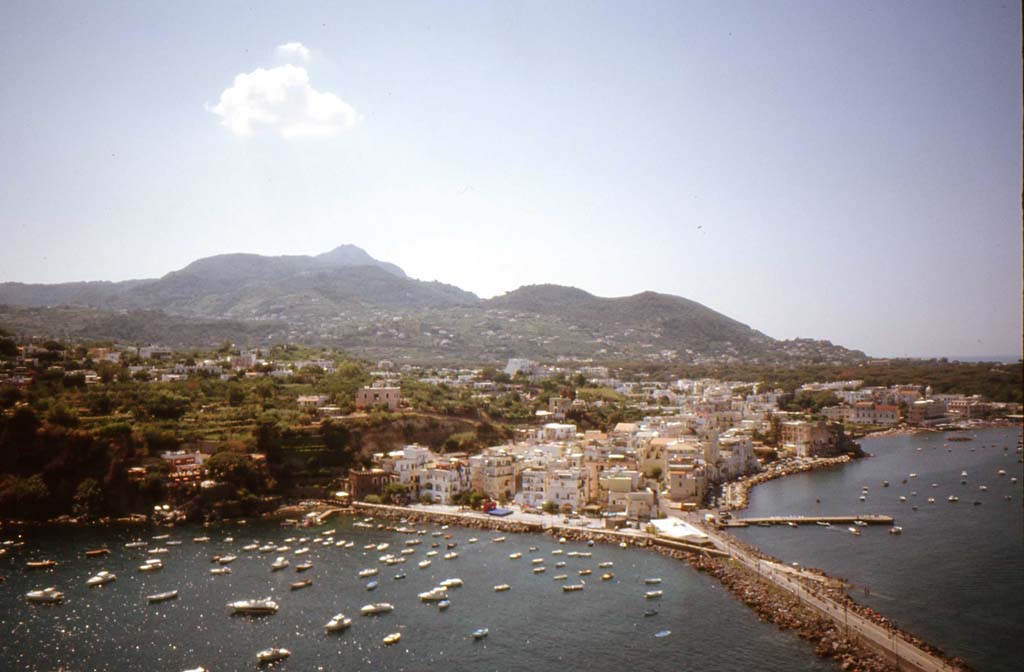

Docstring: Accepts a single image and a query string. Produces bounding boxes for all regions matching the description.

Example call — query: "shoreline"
[350,501,971,672]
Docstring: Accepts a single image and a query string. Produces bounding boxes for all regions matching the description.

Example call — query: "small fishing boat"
[358,568,379,578]
[256,648,290,665]
[361,602,394,615]
[296,562,313,572]
[26,560,58,570]
[270,557,289,571]
[218,555,237,565]
[26,587,64,603]
[579,569,592,576]
[86,571,116,587]
[472,627,489,640]
[147,590,178,603]
[84,548,110,558]
[228,598,279,615]
[139,559,164,572]
[291,579,313,590]
[438,599,450,610]
[210,567,231,575]
[418,560,432,569]
[366,580,379,591]
[325,613,352,632]
[645,590,663,599]
[598,561,614,568]
[124,541,147,548]
[493,584,511,592]
[644,578,663,585]
[193,536,210,543]
[553,574,568,580]
[509,553,522,560]
[419,588,448,602]
[562,584,584,592]
[601,573,614,581]
[533,566,546,574]
[492,536,506,543]
[439,578,463,588]
[383,632,401,645]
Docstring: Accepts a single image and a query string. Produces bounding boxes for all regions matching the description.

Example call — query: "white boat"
[492,536,506,543]
[325,613,352,632]
[193,536,210,543]
[148,548,168,555]
[854,520,867,527]
[889,526,903,535]
[509,552,522,560]
[598,561,614,568]
[848,527,861,536]
[948,495,959,502]
[418,587,448,602]
[256,648,290,664]
[271,557,289,571]
[815,522,830,527]
[152,534,170,540]
[294,547,309,555]
[218,555,237,564]
[400,548,416,555]
[443,552,459,560]
[147,590,178,603]
[290,579,313,590]
[899,496,907,502]
[439,578,463,588]
[553,574,568,580]
[578,569,592,576]
[533,566,546,574]
[358,568,379,578]
[166,541,182,546]
[555,561,566,568]
[26,587,64,603]
[124,541,147,548]
[531,558,544,565]
[645,590,663,599]
[468,538,478,544]
[376,543,390,550]
[228,598,279,615]
[360,602,394,616]
[493,584,511,592]
[210,567,231,575]
[86,570,116,587]
[472,627,489,640]
[562,584,584,592]
[551,549,564,555]
[418,560,432,569]
[26,559,58,569]
[928,497,936,503]
[242,543,258,551]
[426,550,439,557]
[139,559,164,572]
[438,599,450,610]
[296,562,313,572]
[258,545,276,553]
[383,632,401,645]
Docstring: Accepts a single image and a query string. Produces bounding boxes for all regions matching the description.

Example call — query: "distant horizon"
[1,2,1020,359]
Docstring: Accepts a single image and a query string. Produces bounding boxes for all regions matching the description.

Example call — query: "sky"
[0,1,1020,359]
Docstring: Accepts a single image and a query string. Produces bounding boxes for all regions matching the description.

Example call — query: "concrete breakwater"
[350,501,962,672]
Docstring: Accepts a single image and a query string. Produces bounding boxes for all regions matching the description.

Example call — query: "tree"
[542,500,559,514]
[382,482,410,505]
[206,451,263,492]
[72,478,104,518]
[46,402,79,429]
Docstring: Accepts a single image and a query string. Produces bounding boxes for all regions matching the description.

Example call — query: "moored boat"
[493,584,511,592]
[383,632,401,645]
[256,648,290,665]
[472,627,489,640]
[26,560,58,570]
[26,587,64,603]
[84,548,110,557]
[360,602,394,616]
[645,590,663,599]
[147,590,178,603]
[325,613,352,632]
[562,584,584,592]
[228,598,279,615]
[86,570,116,587]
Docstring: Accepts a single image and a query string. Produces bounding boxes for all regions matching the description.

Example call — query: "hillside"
[0,246,866,364]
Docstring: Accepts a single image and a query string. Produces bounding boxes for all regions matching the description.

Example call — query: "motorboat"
[358,568,379,578]
[491,537,506,543]
[86,571,116,587]
[899,496,907,502]
[601,573,614,581]
[438,599,450,610]
[579,569,592,576]
[426,550,439,557]
[124,541,147,548]
[645,590,663,599]
[218,555,237,565]
[418,588,448,602]
[166,541,182,546]
[472,628,489,640]
[147,590,178,603]
[553,574,568,580]
[26,587,64,603]
[889,527,903,535]
[84,548,110,557]
[418,560,431,569]
[598,561,614,568]
[533,566,546,574]
[509,553,522,560]
[193,536,210,543]
[854,520,867,527]
[242,543,258,551]
[394,572,407,580]
[296,562,313,572]
[562,584,584,592]
[325,613,352,632]
[927,497,936,503]
[270,557,289,571]
[361,602,394,616]
[228,598,279,615]
[258,545,276,553]
[26,560,58,570]
[468,538,478,544]
[493,584,511,592]
[531,558,544,565]
[555,561,567,568]
[152,534,170,541]
[290,579,313,590]
[148,548,169,555]
[294,547,309,556]
[210,567,231,575]
[443,552,459,560]
[643,578,663,585]
[948,495,959,503]
[551,549,564,555]
[383,632,401,645]
[366,580,379,591]
[139,559,164,572]
[848,527,861,536]
[256,648,290,665]
[439,578,463,588]
[816,521,830,527]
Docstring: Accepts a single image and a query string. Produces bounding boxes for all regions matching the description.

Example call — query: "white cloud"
[209,63,359,139]
[275,42,311,63]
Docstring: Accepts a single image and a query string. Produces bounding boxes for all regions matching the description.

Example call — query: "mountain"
[0,246,865,363]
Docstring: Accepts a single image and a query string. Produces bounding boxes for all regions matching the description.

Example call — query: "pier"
[720,514,894,528]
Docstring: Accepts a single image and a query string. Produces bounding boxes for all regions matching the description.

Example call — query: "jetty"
[720,514,894,528]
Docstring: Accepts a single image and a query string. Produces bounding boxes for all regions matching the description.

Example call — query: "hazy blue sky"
[1,1,1020,358]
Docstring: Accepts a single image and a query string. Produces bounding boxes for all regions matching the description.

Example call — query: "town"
[1,331,1018,524]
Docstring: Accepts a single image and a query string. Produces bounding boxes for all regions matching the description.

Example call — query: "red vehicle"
[482,500,497,513]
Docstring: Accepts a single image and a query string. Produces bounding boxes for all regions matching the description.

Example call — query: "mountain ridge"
[0,245,866,364]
